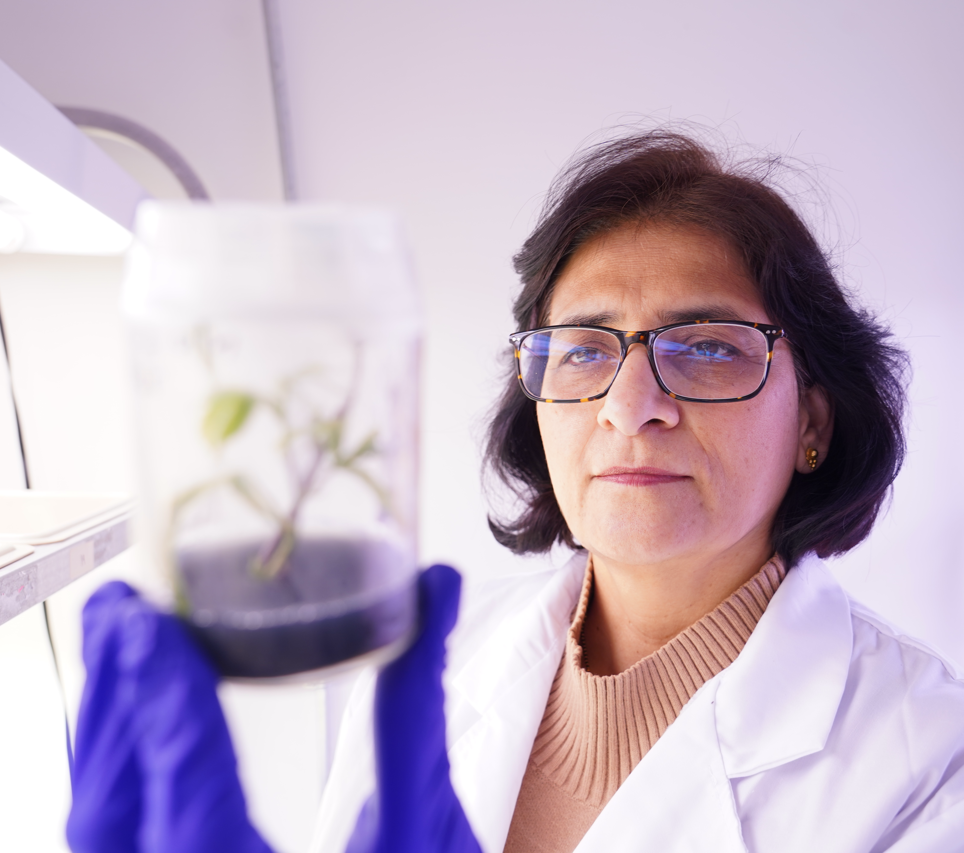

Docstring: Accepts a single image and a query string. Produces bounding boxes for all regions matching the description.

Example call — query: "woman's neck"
[581,538,774,676]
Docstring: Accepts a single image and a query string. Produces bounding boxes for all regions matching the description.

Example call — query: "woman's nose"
[597,344,681,435]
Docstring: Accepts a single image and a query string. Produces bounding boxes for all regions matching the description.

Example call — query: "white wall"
[0,0,962,849]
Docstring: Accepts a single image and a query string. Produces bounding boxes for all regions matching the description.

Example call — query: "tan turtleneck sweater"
[503,556,786,853]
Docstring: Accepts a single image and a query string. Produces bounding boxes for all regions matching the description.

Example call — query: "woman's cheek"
[538,405,593,529]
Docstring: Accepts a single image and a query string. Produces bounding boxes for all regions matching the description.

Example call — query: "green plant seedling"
[169,362,390,584]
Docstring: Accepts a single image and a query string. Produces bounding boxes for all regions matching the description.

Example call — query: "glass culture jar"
[123,202,420,680]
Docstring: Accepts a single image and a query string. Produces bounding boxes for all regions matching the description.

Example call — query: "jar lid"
[123,202,420,328]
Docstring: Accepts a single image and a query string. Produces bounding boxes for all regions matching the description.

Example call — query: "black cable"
[0,301,30,488]
[0,297,75,782]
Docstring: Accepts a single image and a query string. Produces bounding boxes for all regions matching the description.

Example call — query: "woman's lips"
[594,466,688,486]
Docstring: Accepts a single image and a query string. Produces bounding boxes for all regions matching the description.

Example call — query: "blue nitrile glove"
[347,564,482,853]
[66,581,272,853]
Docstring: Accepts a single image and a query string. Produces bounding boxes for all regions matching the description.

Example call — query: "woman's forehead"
[547,222,768,327]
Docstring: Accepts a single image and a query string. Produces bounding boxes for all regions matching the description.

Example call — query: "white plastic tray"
[0,491,133,545]
[0,544,34,570]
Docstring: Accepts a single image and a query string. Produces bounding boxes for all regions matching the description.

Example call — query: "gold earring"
[806,448,818,470]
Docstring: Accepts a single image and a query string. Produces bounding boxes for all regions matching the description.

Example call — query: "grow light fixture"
[0,58,149,256]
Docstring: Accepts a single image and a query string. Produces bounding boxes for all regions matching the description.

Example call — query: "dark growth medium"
[178,536,417,679]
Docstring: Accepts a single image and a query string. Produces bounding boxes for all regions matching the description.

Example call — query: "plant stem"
[253,347,364,577]
[253,432,327,577]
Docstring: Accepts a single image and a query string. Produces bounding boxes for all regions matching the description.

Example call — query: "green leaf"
[203,391,256,446]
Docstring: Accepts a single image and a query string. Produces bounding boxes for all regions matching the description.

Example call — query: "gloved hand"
[346,564,482,853]
[66,567,480,853]
[66,581,272,853]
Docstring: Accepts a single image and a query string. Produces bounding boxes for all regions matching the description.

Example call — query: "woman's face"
[537,222,830,572]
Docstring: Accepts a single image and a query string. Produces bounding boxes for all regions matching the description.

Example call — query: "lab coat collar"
[449,553,585,853]
[451,552,585,715]
[714,552,854,777]
[448,551,854,852]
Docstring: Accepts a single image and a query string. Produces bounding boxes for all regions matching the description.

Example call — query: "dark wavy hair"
[484,129,909,568]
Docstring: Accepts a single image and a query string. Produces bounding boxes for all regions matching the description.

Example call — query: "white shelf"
[0,510,132,626]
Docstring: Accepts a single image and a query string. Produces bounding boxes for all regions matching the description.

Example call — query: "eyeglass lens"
[518,324,771,401]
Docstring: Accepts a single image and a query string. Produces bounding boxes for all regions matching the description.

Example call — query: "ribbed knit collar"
[528,555,786,807]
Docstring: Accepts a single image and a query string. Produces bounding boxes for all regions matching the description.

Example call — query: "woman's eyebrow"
[552,312,620,327]
[655,304,746,325]
[552,304,747,329]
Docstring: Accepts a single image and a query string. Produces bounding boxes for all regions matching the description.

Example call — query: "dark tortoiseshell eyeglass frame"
[508,319,788,404]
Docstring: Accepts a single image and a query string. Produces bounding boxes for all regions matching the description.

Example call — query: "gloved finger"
[117,595,272,853]
[67,582,144,853]
[375,564,461,747]
[352,564,480,853]
[417,562,463,647]
[80,581,140,663]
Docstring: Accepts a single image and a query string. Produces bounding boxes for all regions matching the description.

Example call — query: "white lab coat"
[311,552,964,853]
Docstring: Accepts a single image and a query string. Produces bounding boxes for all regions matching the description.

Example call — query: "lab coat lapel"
[448,555,586,853]
[575,678,748,853]
[714,554,854,777]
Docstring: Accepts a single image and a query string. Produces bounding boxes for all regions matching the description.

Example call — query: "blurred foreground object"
[124,203,421,680]
[348,563,481,853]
[66,581,272,853]
[68,566,479,853]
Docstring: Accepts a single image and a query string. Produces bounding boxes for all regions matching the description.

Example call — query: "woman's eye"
[563,346,611,365]
[690,340,738,361]
[562,344,619,367]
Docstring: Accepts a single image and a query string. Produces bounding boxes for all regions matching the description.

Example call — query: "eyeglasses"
[509,320,787,404]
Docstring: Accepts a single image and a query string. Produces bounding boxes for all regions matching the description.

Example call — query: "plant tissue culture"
[166,327,416,679]
[126,203,420,681]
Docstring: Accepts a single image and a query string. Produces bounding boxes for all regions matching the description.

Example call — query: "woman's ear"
[796,385,834,474]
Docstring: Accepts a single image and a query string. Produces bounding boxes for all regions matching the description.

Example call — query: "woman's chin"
[576,514,708,569]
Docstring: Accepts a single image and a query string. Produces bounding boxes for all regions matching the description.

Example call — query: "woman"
[312,130,964,852]
[66,129,964,853]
